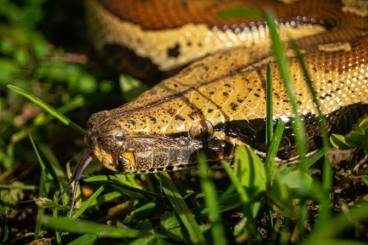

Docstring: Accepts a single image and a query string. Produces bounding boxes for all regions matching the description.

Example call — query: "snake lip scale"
[58,0,368,212]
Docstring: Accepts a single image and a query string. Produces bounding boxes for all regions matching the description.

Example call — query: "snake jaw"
[88,136,135,172]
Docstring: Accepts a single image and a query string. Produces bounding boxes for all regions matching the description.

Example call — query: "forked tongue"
[56,149,94,218]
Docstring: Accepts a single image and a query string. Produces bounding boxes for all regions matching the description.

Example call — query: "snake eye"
[189,120,214,142]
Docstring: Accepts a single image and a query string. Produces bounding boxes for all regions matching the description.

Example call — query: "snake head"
[85,111,206,173]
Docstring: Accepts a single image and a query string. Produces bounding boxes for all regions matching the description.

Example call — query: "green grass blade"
[34,94,85,126]
[67,234,98,245]
[7,85,86,135]
[34,198,70,210]
[39,144,68,199]
[0,184,38,190]
[160,211,191,243]
[12,95,85,144]
[306,201,368,241]
[234,146,267,196]
[41,216,164,239]
[218,184,235,204]
[84,175,162,198]
[265,12,306,163]
[296,198,307,243]
[217,9,264,19]
[156,172,206,245]
[194,194,243,218]
[290,40,332,187]
[290,39,332,230]
[264,121,285,168]
[82,191,123,207]
[84,174,138,187]
[198,156,227,245]
[223,163,262,243]
[29,136,69,205]
[30,134,53,240]
[29,134,50,178]
[362,177,368,187]
[290,41,330,150]
[71,185,105,220]
[266,62,273,159]
[132,199,168,220]
[293,147,328,172]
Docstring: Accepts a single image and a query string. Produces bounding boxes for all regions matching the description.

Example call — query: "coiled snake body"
[58,0,368,206]
[84,0,368,171]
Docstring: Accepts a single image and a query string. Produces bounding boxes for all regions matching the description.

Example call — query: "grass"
[1,1,368,245]
[7,85,86,135]
[198,156,227,245]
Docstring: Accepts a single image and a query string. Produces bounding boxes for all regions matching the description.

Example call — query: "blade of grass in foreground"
[223,163,262,243]
[198,156,227,245]
[67,234,98,245]
[29,135,70,206]
[265,12,306,163]
[290,40,333,232]
[71,185,105,220]
[266,63,274,157]
[12,94,85,144]
[84,175,162,198]
[305,201,368,243]
[82,191,122,207]
[29,134,52,240]
[41,216,164,239]
[291,40,332,188]
[265,121,285,170]
[29,134,52,179]
[156,172,206,245]
[0,184,38,190]
[293,147,328,172]
[39,143,69,205]
[7,85,86,135]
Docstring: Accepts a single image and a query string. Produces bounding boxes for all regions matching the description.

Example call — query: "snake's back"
[86,0,368,81]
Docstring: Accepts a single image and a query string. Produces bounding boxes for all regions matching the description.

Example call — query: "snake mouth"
[85,128,136,172]
[93,140,137,172]
[91,133,204,173]
[86,120,207,172]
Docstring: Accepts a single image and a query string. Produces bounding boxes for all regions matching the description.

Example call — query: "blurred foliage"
[0,0,159,243]
[330,118,368,153]
[0,0,122,242]
[0,0,117,170]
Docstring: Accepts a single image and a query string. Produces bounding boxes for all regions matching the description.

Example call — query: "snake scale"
[59,0,368,206]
